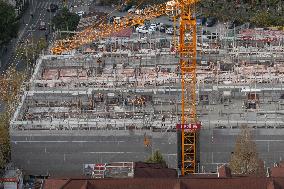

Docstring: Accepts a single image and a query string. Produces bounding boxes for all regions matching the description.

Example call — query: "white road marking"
[44,2,49,9]
[83,152,139,154]
[37,2,44,9]
[254,140,284,142]
[12,140,126,143]
[82,152,177,155]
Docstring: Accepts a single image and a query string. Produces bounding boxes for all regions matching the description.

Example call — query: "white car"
[166,27,174,34]
[135,26,144,33]
[139,27,149,34]
[135,9,143,14]
[128,7,135,14]
[76,11,85,17]
[140,36,147,41]
[149,24,157,30]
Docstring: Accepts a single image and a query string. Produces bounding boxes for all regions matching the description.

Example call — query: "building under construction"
[10,25,284,176]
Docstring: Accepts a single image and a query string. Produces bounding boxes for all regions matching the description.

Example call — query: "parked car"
[136,26,149,34]
[206,17,217,27]
[128,7,136,14]
[166,27,174,35]
[135,9,143,14]
[47,3,58,12]
[139,29,148,34]
[135,25,144,32]
[159,25,166,32]
[149,23,157,31]
[148,27,155,33]
[76,11,85,17]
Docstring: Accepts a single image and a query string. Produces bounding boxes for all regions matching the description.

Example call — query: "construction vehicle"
[50,0,200,175]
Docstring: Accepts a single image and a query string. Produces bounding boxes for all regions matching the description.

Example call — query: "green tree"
[0,0,19,45]
[197,0,283,27]
[146,150,167,167]
[229,125,265,176]
[52,7,80,33]
[250,11,274,27]
[37,37,47,52]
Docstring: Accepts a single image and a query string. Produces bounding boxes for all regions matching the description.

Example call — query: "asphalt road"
[10,128,284,176]
[10,131,160,176]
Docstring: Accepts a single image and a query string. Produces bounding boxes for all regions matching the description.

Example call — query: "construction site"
[9,0,284,177]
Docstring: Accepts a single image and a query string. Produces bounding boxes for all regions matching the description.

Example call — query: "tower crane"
[178,0,200,175]
[51,0,200,176]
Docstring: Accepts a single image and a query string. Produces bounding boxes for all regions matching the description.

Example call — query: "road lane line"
[82,152,139,154]
[12,140,126,143]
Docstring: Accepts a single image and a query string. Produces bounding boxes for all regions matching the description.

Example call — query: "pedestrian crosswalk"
[35,1,60,10]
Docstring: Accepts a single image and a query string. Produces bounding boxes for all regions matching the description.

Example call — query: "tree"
[0,0,19,45]
[250,11,274,27]
[98,0,168,6]
[0,113,11,169]
[0,66,26,169]
[37,37,47,52]
[197,0,284,27]
[146,150,167,167]
[16,37,47,72]
[52,7,80,33]
[0,149,5,169]
[16,44,36,64]
[0,66,26,114]
[229,125,265,176]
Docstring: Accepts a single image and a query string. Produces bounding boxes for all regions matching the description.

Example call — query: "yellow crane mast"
[178,0,199,175]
